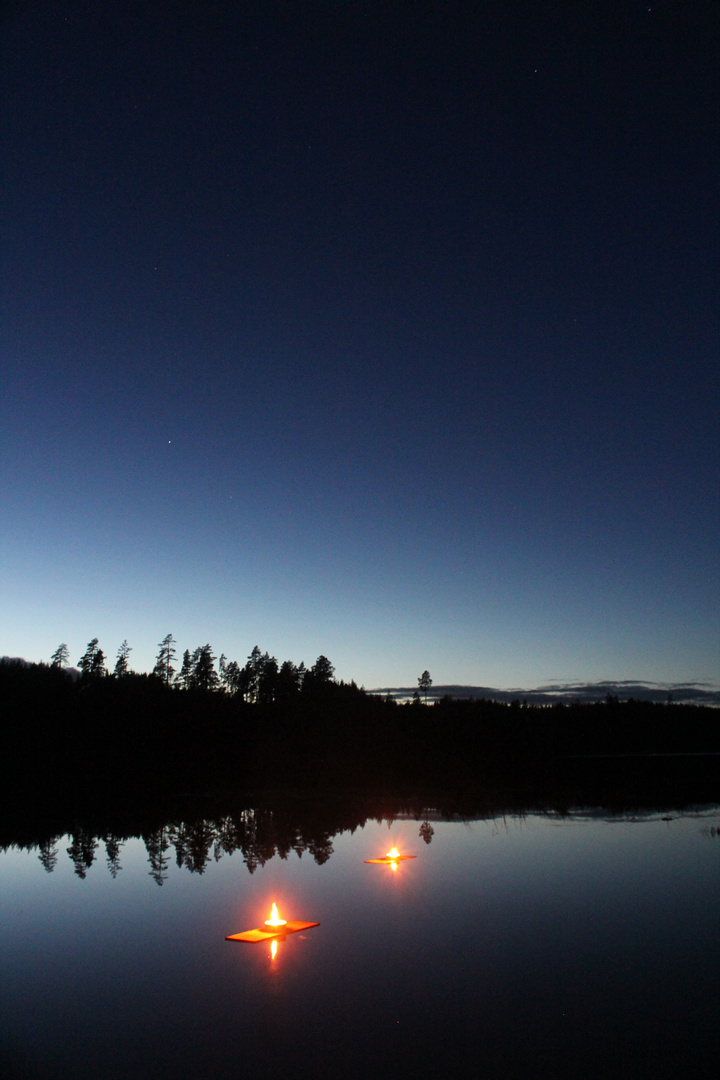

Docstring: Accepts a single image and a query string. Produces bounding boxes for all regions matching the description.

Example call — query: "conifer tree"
[418,670,432,704]
[243,646,263,702]
[311,655,334,682]
[153,634,177,686]
[191,644,219,692]
[114,640,132,677]
[50,643,69,668]
[257,654,278,704]
[223,659,241,694]
[78,638,98,675]
[178,649,193,690]
[277,660,302,700]
[79,638,105,678]
[91,647,107,678]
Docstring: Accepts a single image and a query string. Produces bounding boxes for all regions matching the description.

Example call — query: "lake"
[2,803,719,1079]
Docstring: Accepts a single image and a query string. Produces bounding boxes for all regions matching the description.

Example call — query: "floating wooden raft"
[226,921,320,943]
[364,855,417,864]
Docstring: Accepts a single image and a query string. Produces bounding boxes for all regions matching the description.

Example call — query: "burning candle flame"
[386,848,400,859]
[265,903,287,928]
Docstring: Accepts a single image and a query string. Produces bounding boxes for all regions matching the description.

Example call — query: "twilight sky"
[2,0,718,691]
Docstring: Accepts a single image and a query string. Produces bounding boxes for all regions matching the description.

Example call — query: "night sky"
[2,0,718,692]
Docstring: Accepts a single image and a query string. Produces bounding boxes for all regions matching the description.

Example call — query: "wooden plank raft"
[226,921,320,943]
[364,855,416,864]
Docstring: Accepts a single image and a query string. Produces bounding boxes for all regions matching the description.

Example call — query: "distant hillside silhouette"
[373,681,720,706]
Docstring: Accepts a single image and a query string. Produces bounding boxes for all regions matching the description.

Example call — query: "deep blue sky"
[2,0,718,690]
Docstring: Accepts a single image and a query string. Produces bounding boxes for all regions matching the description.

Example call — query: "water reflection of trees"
[5,765,719,883]
[67,828,99,879]
[38,838,58,873]
[164,809,336,876]
[19,802,420,882]
[104,833,124,877]
[419,820,434,844]
[144,826,171,885]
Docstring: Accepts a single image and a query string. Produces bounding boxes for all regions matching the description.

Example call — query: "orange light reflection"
[270,939,278,961]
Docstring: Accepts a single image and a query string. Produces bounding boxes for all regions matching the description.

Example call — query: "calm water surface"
[2,808,719,1079]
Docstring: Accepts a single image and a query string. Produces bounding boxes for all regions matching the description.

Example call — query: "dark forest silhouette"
[2,639,719,858]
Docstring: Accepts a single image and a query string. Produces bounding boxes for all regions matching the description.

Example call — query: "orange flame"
[386,847,400,858]
[265,903,287,928]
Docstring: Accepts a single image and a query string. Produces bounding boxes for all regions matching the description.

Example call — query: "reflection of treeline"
[1,656,719,821]
[5,795,440,883]
[28,806,344,883]
[5,784,719,885]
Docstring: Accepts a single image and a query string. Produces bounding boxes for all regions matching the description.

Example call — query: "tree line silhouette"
[2,640,719,833]
[51,634,339,702]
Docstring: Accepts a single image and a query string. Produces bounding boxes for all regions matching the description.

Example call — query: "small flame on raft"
[265,903,287,928]
[386,848,400,859]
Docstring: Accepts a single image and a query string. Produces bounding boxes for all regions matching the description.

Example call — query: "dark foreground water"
[2,806,719,1080]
